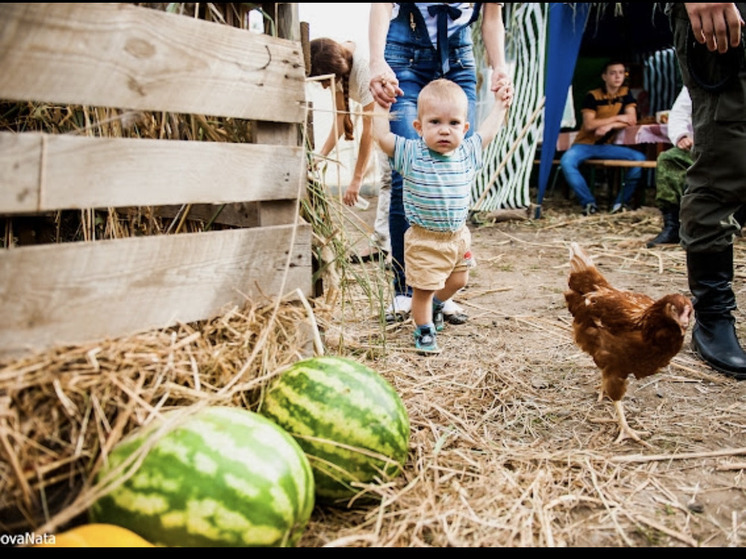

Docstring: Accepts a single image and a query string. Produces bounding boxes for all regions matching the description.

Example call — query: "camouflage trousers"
[654,146,693,208]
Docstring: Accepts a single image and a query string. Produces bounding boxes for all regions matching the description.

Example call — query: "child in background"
[372,78,509,353]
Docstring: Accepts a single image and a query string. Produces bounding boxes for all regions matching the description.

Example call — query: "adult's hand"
[595,124,614,138]
[490,67,514,107]
[343,179,362,207]
[685,3,744,53]
[369,59,403,108]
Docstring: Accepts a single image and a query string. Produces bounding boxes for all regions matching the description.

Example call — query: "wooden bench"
[583,159,657,169]
[535,158,658,169]
[537,158,658,205]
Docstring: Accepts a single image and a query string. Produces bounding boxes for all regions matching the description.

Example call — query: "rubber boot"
[735,206,746,228]
[687,247,746,379]
[646,205,680,248]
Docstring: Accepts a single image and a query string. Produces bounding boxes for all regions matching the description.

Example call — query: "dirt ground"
[305,187,746,547]
[4,185,742,548]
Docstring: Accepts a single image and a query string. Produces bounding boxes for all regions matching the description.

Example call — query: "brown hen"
[564,242,693,445]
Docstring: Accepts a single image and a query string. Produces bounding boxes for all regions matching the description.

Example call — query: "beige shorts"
[404,224,475,291]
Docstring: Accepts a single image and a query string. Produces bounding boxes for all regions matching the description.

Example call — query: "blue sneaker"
[414,325,440,354]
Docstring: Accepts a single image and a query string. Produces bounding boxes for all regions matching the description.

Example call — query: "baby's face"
[414,98,469,155]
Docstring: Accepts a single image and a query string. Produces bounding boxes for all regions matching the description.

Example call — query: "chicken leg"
[613,400,652,449]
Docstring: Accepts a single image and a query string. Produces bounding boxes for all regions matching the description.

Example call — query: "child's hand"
[677,135,693,151]
[490,70,514,107]
[493,81,513,108]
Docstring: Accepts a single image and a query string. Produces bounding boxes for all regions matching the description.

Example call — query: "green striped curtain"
[472,3,547,211]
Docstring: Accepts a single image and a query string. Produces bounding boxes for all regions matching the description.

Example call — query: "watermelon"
[259,356,410,503]
[89,406,315,547]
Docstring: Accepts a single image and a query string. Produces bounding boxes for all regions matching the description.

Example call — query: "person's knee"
[657,148,676,164]
[559,158,575,179]
[627,168,643,181]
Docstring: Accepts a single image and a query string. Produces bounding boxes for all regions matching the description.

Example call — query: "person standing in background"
[646,85,693,247]
[668,2,746,379]
[349,155,392,264]
[309,38,374,209]
[309,38,391,263]
[368,3,513,325]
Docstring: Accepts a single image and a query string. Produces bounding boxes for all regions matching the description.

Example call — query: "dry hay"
[0,295,322,534]
[1,195,746,547]
[301,198,746,547]
[1,3,745,547]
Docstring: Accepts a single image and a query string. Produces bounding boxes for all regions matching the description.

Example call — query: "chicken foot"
[613,400,653,449]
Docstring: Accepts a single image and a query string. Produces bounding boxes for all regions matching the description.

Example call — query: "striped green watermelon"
[259,356,410,504]
[89,406,315,547]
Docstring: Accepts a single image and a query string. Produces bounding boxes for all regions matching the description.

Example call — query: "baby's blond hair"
[417,78,469,119]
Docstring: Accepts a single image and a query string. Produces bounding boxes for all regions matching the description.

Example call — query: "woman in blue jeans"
[368,3,513,322]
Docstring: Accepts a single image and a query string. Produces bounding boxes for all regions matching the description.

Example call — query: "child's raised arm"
[477,87,509,148]
[372,102,397,158]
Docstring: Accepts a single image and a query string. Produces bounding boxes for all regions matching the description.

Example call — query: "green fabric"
[655,146,693,208]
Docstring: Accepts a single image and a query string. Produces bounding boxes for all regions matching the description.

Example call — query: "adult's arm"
[480,3,513,105]
[368,3,402,108]
[343,102,376,206]
[667,87,693,148]
[581,107,636,138]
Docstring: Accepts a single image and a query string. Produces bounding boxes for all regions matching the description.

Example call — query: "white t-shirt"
[348,49,374,107]
[391,3,479,49]
[667,86,692,147]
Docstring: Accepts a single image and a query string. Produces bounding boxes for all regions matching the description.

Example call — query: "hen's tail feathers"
[569,242,595,274]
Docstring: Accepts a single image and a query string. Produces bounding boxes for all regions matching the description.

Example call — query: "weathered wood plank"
[137,204,262,229]
[0,224,312,360]
[0,132,304,213]
[0,3,306,122]
[254,121,304,226]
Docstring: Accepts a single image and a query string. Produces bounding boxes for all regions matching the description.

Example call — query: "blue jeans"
[385,22,477,296]
[559,143,647,208]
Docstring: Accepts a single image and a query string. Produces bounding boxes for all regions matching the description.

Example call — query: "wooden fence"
[0,3,311,360]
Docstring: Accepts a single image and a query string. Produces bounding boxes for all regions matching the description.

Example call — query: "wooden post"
[255,3,304,226]
[277,2,300,41]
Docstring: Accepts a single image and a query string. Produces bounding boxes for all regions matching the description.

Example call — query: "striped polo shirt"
[391,134,483,232]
